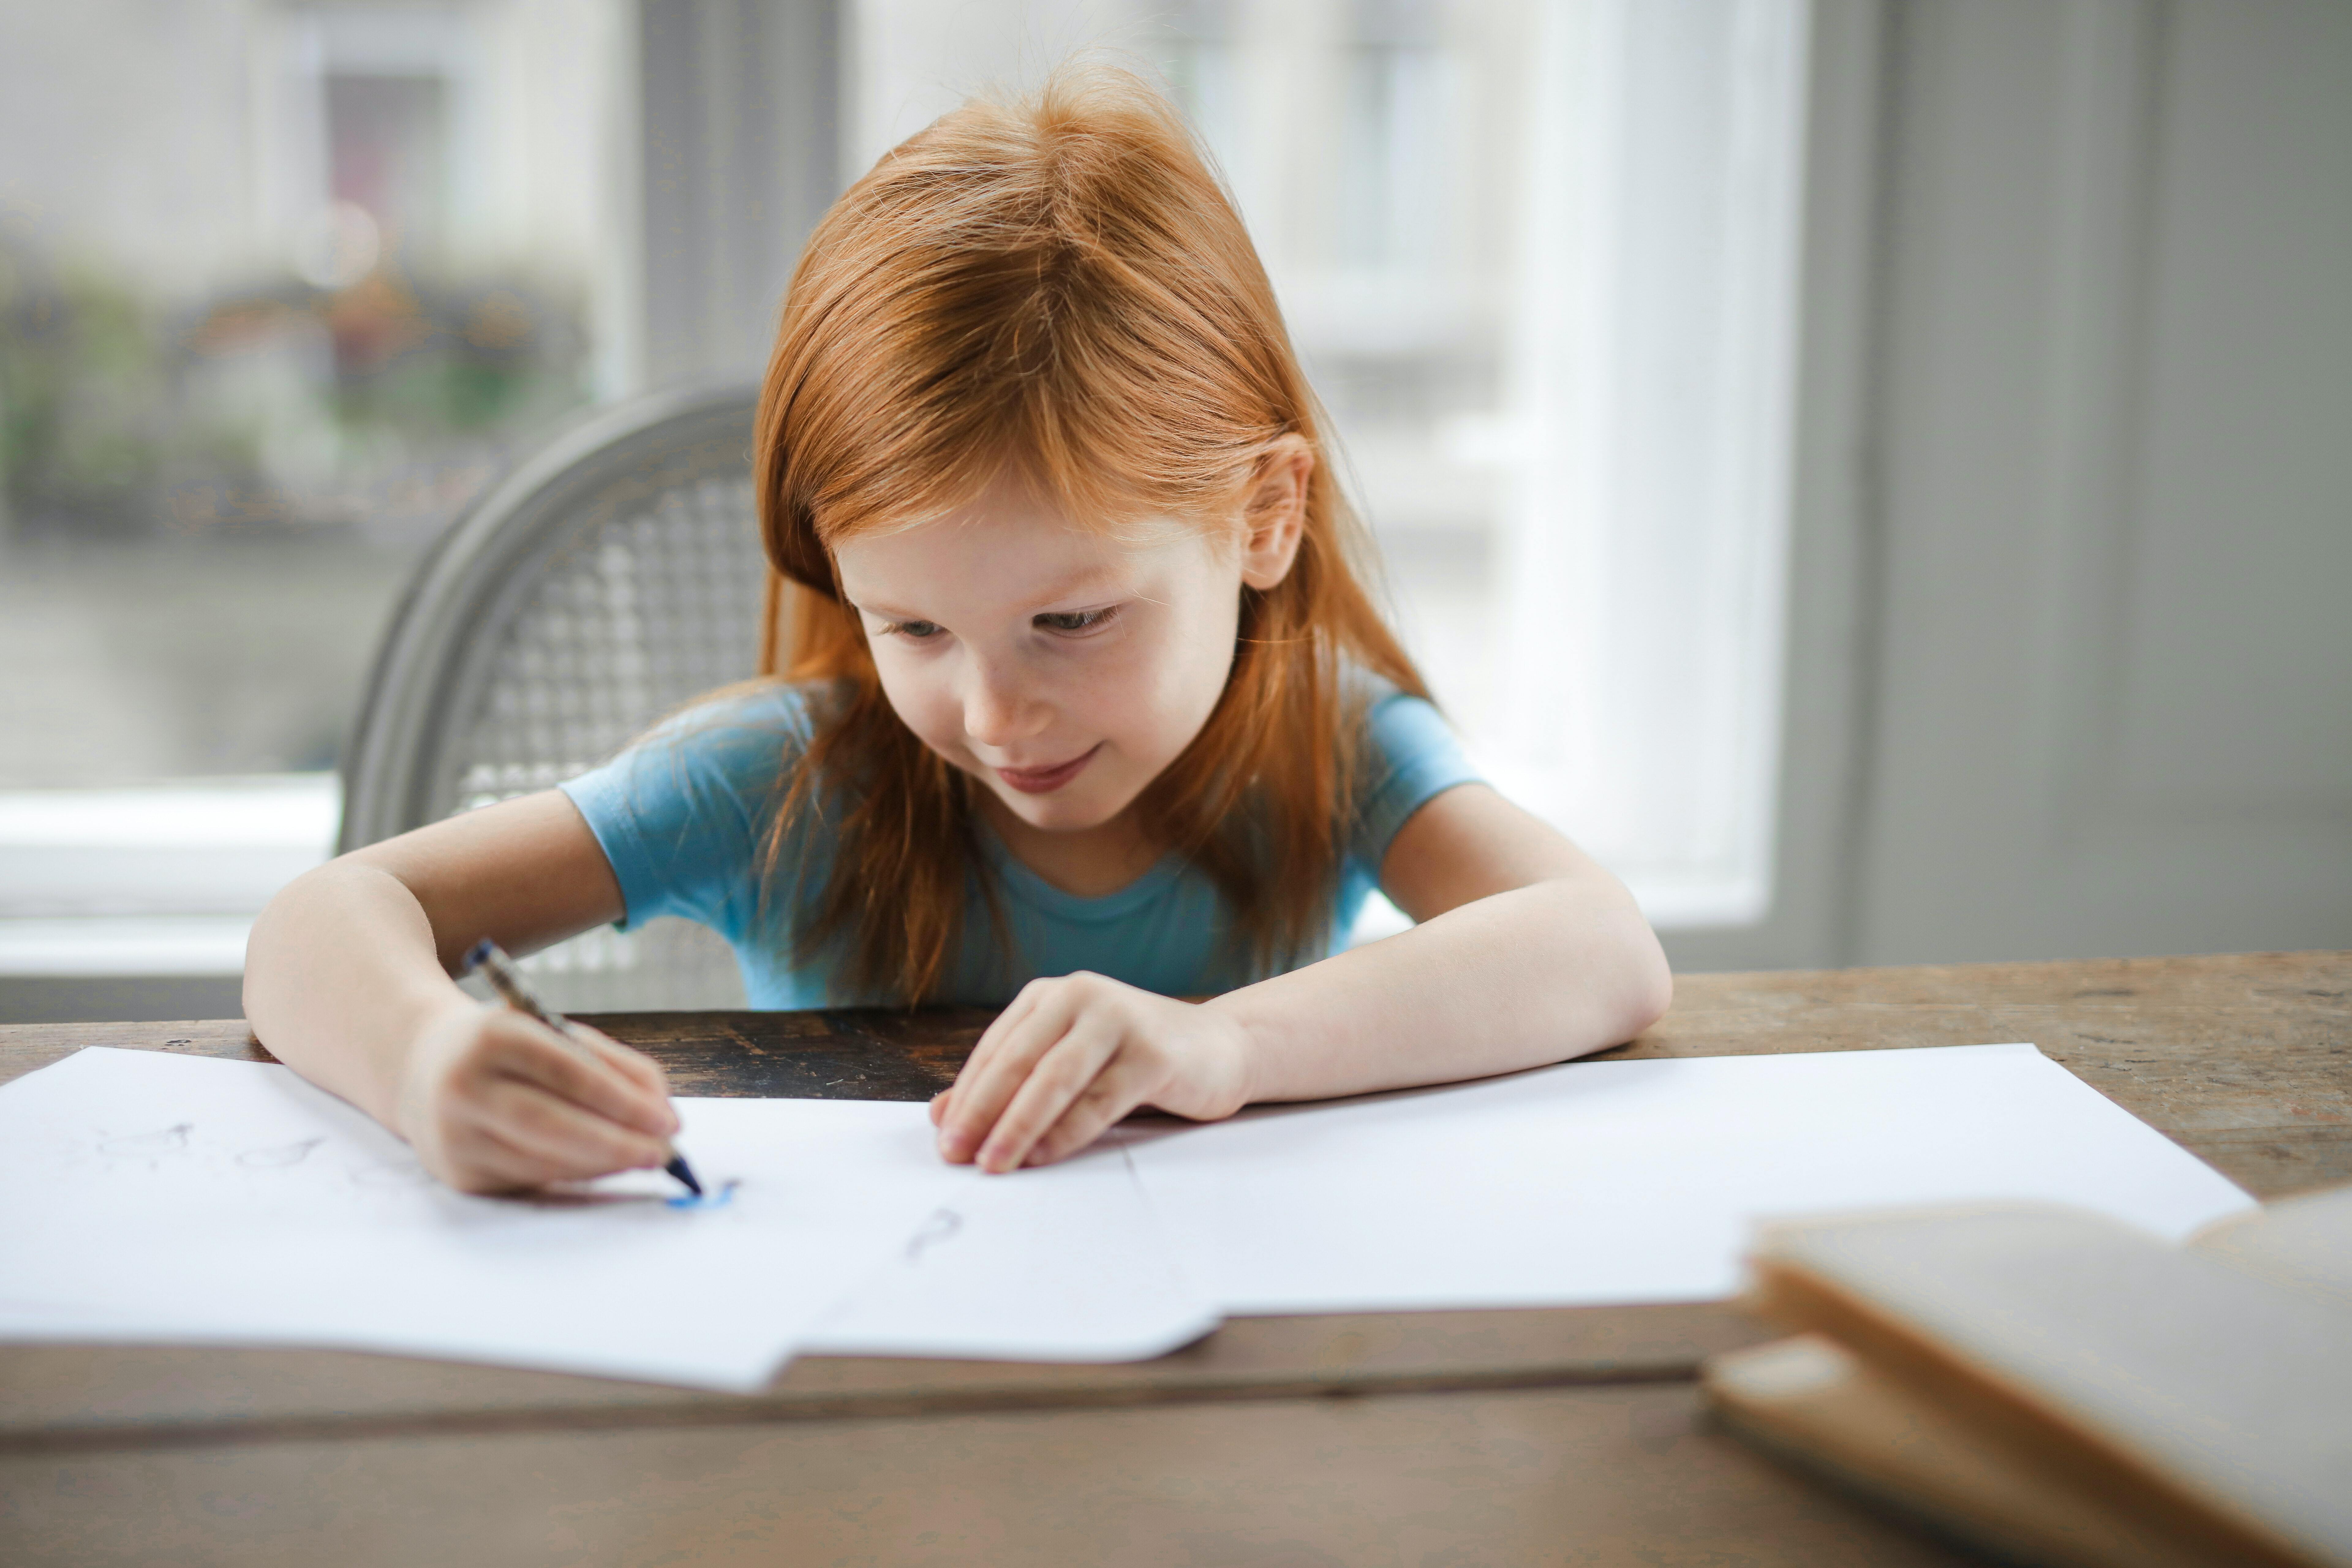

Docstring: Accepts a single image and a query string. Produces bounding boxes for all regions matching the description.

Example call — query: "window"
[0,0,633,1009]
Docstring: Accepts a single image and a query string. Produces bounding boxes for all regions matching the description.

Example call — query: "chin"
[1001,796,1114,833]
[987,781,1130,834]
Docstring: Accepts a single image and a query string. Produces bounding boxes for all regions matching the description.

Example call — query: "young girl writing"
[244,66,1671,1194]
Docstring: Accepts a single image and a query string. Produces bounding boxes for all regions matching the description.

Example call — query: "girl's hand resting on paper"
[931,972,1253,1173]
[393,1001,680,1194]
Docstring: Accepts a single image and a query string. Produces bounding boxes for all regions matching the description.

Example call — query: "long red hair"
[751,63,1428,1004]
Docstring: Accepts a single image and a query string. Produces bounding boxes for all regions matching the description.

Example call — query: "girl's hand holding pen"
[930,972,1253,1174]
[393,1000,681,1195]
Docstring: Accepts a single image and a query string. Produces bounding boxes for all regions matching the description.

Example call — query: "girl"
[244,66,1671,1194]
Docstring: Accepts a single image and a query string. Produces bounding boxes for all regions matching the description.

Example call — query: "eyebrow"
[851,562,1126,622]
[1023,562,1125,607]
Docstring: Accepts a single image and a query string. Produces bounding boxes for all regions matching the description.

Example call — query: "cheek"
[870,650,962,748]
[1110,589,1241,747]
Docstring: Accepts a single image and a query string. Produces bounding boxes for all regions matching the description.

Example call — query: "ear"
[1238,434,1313,591]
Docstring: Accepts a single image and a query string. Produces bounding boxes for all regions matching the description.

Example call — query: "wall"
[1847,0,2352,963]
[1678,0,2351,971]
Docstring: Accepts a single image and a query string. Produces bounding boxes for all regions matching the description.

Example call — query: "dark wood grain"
[566,1006,995,1100]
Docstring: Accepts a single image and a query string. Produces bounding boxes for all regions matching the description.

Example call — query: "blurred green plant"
[0,247,217,532]
[0,234,589,542]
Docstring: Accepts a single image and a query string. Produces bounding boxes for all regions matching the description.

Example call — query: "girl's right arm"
[242,792,681,1194]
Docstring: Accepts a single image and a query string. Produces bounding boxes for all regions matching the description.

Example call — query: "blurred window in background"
[1,0,1806,1007]
[0,0,631,996]
[0,0,627,784]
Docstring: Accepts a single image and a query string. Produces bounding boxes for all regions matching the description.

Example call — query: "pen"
[462,937,704,1197]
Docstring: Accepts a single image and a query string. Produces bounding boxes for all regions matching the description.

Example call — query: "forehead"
[833,480,1228,614]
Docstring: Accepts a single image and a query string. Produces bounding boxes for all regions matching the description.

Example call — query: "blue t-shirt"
[558,679,1479,1008]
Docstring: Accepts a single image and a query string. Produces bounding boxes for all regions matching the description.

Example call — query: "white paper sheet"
[1121,1043,2257,1314]
[0,1041,2263,1381]
[0,1048,963,1390]
[802,1133,1219,1363]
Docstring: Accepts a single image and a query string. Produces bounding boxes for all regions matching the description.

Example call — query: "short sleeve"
[556,685,818,944]
[1347,685,1483,872]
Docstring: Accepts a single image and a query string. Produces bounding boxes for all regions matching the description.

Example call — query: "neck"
[974,790,1162,899]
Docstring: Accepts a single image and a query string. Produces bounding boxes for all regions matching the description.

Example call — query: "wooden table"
[2,952,2344,1567]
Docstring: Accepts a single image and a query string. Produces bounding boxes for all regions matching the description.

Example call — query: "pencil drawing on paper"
[237,1137,326,1169]
[349,1158,432,1189]
[904,1207,962,1261]
[97,1123,191,1160]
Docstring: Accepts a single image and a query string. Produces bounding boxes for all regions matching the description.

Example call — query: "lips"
[994,744,1100,795]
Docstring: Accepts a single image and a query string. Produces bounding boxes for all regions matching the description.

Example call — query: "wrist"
[383,988,480,1140]
[1202,990,1279,1110]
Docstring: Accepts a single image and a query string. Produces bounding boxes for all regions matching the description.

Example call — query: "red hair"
[751,63,1428,1003]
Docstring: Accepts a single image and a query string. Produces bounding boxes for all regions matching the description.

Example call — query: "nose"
[960,657,1050,752]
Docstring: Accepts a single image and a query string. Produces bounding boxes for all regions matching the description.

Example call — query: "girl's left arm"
[932,782,1671,1172]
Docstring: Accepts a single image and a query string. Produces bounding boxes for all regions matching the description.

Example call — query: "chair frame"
[338,379,763,854]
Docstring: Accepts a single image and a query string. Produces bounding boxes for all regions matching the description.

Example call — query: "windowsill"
[0,775,338,978]
[0,776,1766,979]
[0,916,262,977]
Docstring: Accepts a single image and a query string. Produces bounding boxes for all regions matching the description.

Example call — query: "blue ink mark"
[668,1179,741,1211]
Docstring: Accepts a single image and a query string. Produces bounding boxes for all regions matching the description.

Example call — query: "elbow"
[1563,880,1671,1048]
[1617,918,1673,1043]
[244,865,305,967]
[242,861,334,1019]
[1525,874,1672,1050]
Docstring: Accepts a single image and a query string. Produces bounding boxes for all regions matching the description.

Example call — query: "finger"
[966,983,1047,1068]
[507,1085,672,1175]
[479,1014,674,1137]
[974,1016,1124,1174]
[570,1029,678,1130]
[437,1123,569,1195]
[938,987,1073,1160]
[1025,1057,1162,1168]
[473,1078,671,1180]
[929,1091,948,1128]
[460,1121,635,1194]
[943,984,1048,1118]
[939,990,1081,1163]
[573,1027,672,1098]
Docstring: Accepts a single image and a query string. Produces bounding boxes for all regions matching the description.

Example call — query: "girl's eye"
[1034,606,1120,636]
[884,620,943,640]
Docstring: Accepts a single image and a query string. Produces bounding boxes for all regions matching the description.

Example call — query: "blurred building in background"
[0,0,626,784]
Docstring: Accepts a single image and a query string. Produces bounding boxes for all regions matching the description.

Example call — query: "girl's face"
[835,458,1303,840]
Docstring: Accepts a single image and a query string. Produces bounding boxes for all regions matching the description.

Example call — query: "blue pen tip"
[463,938,493,973]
